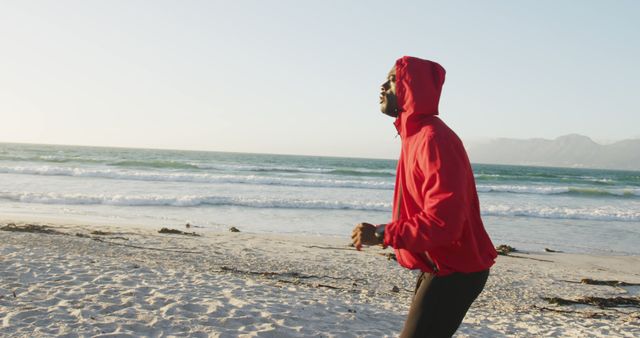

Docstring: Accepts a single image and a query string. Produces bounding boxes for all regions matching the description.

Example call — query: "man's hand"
[351,222,382,251]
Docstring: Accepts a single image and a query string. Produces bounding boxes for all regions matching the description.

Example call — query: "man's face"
[380,65,398,117]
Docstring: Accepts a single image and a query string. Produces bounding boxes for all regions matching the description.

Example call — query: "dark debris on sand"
[378,252,397,261]
[75,232,129,241]
[580,278,640,287]
[544,296,640,308]
[1,223,63,235]
[90,230,113,236]
[495,244,517,255]
[158,227,201,236]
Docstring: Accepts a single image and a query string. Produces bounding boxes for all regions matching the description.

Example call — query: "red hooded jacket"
[383,56,497,276]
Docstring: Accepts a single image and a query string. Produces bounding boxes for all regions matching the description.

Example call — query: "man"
[351,56,497,338]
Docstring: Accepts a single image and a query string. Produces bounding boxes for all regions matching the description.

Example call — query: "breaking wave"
[0,165,394,190]
[476,185,639,198]
[1,191,638,222]
[482,204,640,222]
[0,191,391,211]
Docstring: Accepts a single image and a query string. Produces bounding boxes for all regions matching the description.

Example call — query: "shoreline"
[1,219,639,337]
[3,212,637,257]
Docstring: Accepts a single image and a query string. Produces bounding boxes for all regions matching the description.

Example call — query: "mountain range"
[467,134,640,170]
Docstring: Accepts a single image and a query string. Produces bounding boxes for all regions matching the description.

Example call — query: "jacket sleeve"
[383,135,467,252]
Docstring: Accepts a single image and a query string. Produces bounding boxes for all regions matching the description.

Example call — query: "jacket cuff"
[383,220,401,248]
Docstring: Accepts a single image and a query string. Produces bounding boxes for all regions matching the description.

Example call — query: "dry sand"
[1,219,639,337]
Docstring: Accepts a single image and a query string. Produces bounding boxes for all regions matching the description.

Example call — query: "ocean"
[1,142,638,255]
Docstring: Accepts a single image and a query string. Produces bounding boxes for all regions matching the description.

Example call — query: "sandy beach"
[1,219,639,337]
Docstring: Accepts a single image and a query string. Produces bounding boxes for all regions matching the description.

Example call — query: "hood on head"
[394,56,446,137]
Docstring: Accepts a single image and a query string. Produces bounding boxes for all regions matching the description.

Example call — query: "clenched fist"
[351,222,383,251]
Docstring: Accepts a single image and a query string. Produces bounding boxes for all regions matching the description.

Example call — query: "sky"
[1,1,639,159]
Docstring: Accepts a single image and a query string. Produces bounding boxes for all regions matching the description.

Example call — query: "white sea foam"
[0,165,394,190]
[0,191,392,211]
[482,204,640,222]
[7,165,637,198]
[190,162,334,173]
[476,185,569,194]
[476,185,640,197]
[1,190,638,222]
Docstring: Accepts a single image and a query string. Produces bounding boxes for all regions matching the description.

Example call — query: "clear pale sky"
[1,1,638,159]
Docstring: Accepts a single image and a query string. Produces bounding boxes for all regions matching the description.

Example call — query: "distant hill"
[467,134,640,170]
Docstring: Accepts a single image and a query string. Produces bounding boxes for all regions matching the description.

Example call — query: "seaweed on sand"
[543,296,640,308]
[580,278,640,287]
[495,244,517,255]
[90,230,113,236]
[379,252,397,261]
[158,227,200,236]
[1,223,62,235]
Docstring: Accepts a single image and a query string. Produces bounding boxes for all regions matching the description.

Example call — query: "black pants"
[400,269,490,338]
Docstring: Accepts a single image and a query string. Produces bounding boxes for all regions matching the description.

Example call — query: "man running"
[351,56,497,337]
